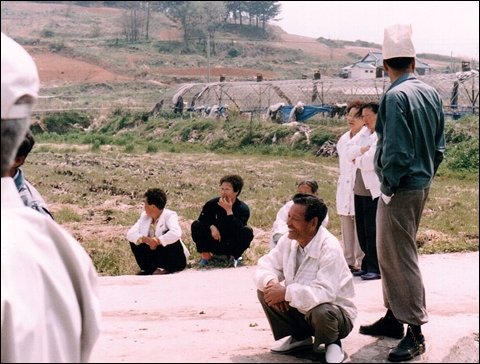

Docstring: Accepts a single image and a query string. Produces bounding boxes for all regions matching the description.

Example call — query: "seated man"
[270,179,329,249]
[253,193,357,363]
[127,188,190,275]
[191,174,253,267]
[7,129,54,219]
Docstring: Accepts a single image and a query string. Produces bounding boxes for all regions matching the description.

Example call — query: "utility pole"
[207,34,211,83]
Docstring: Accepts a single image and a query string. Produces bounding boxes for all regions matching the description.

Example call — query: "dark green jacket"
[374,73,446,196]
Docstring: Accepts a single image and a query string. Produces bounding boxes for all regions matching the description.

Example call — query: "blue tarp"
[279,105,331,123]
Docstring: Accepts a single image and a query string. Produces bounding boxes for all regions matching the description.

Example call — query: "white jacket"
[126,209,190,258]
[254,225,357,321]
[1,178,100,363]
[345,127,381,199]
[336,128,366,215]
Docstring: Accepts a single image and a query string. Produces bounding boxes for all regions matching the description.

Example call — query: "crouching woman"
[127,188,190,275]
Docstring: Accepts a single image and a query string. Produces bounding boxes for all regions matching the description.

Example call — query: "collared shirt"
[126,209,190,258]
[13,167,53,219]
[1,177,101,362]
[254,225,357,321]
[374,73,446,195]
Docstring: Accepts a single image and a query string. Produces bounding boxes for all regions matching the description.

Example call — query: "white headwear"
[1,32,39,120]
[382,24,416,60]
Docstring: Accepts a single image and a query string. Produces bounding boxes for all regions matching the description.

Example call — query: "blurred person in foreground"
[335,100,365,273]
[269,179,329,250]
[191,174,254,267]
[6,129,54,219]
[127,188,190,275]
[254,193,356,363]
[1,32,100,363]
[359,24,446,362]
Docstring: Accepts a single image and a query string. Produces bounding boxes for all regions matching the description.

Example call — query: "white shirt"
[126,209,190,258]
[254,225,357,321]
[1,177,101,363]
[345,127,381,199]
[336,128,366,215]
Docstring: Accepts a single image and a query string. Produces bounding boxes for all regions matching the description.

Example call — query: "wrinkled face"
[362,108,377,132]
[286,203,311,242]
[220,182,238,201]
[346,107,364,134]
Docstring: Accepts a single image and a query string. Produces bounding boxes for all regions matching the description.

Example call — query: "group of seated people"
[126,175,328,276]
[127,174,254,275]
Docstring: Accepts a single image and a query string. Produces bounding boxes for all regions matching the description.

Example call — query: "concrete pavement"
[90,252,479,363]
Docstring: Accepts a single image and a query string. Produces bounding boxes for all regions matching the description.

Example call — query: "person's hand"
[381,193,393,205]
[272,301,290,312]
[210,225,221,241]
[145,237,159,250]
[361,145,371,154]
[264,282,287,307]
[218,196,233,214]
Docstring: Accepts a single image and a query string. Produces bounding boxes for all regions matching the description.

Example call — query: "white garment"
[269,200,329,250]
[336,128,365,215]
[1,177,101,363]
[345,127,381,199]
[126,209,190,258]
[254,225,357,322]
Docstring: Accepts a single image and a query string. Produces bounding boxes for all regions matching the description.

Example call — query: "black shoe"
[359,317,404,339]
[352,270,366,277]
[387,334,425,362]
[136,270,149,275]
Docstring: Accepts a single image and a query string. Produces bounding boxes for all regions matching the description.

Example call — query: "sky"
[275,1,479,60]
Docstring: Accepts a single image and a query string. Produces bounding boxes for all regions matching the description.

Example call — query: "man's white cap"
[1,32,39,120]
[382,24,416,60]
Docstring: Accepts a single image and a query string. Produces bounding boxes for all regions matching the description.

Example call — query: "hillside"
[1,1,452,111]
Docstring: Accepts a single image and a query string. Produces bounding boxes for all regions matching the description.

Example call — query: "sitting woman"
[127,188,190,275]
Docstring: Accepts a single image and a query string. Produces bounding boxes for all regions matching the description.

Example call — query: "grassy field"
[22,113,479,276]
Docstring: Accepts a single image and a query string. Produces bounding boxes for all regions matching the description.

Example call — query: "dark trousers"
[129,240,186,274]
[191,220,253,259]
[354,194,380,274]
[257,290,353,347]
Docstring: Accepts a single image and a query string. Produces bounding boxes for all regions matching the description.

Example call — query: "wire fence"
[33,73,479,122]
[161,73,479,121]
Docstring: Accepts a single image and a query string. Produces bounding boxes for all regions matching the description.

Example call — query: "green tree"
[198,1,228,55]
[162,1,204,44]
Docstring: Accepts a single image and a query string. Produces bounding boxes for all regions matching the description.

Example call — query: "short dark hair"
[298,180,318,194]
[144,188,167,210]
[385,57,414,71]
[15,129,35,159]
[220,174,244,196]
[360,101,379,115]
[292,193,328,230]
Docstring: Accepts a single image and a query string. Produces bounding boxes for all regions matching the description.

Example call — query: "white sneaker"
[270,336,313,354]
[325,342,345,363]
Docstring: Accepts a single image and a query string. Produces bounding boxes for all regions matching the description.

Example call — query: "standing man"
[359,24,446,362]
[1,32,101,362]
[254,193,356,363]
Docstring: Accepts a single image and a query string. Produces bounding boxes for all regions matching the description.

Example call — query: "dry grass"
[22,141,479,276]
